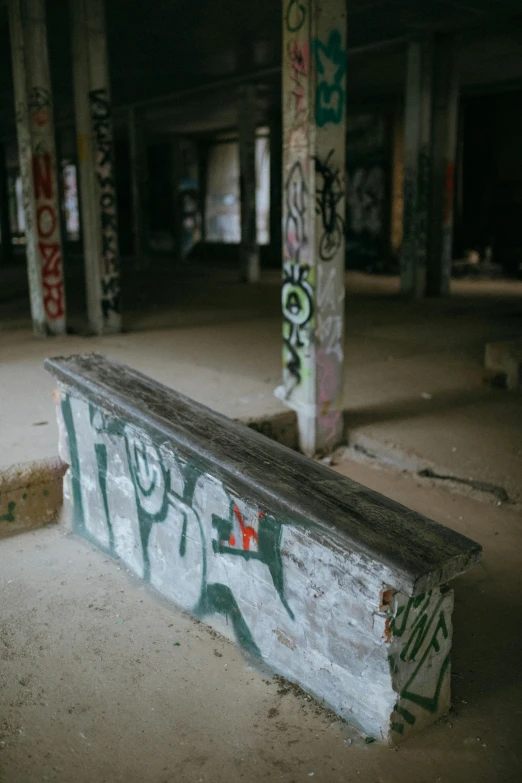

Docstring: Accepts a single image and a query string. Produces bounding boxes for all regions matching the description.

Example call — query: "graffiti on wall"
[14,82,66,329]
[388,589,452,736]
[32,146,65,320]
[58,389,452,739]
[89,88,120,321]
[284,160,308,258]
[25,84,65,324]
[61,396,294,657]
[345,113,388,265]
[346,165,385,237]
[314,149,345,261]
[288,40,309,119]
[283,3,346,446]
[311,30,346,128]
[282,260,314,391]
[283,0,312,401]
[285,0,306,32]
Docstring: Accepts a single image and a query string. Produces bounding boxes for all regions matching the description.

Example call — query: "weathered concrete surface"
[0,460,520,783]
[0,457,66,537]
[46,354,480,742]
[1,271,521,498]
[485,338,522,390]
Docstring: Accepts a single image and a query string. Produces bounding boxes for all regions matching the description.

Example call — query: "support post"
[171,137,183,263]
[70,0,120,334]
[269,108,283,266]
[128,105,146,269]
[401,37,459,298]
[239,84,260,283]
[427,37,458,297]
[0,143,13,266]
[198,140,209,243]
[281,0,347,456]
[400,40,433,299]
[8,0,67,335]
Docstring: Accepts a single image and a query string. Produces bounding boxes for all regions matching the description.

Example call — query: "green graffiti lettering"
[285,0,306,33]
[62,394,295,660]
[400,612,450,713]
[312,30,346,127]
[0,501,16,523]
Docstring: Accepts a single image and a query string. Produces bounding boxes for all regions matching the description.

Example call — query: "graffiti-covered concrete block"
[45,354,481,744]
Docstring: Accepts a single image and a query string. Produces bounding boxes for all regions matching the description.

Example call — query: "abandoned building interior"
[0,1,521,782]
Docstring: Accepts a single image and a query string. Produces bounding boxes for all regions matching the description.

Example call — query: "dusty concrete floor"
[1,271,521,502]
[1,457,521,783]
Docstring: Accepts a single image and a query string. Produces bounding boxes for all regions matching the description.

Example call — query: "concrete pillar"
[281,0,347,456]
[8,0,67,335]
[0,143,13,266]
[401,37,459,299]
[198,140,209,242]
[427,37,458,297]
[128,106,146,269]
[239,84,260,283]
[400,40,433,299]
[269,108,283,265]
[171,137,183,263]
[70,0,120,334]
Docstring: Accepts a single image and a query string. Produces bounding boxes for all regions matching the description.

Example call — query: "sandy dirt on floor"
[1,457,521,783]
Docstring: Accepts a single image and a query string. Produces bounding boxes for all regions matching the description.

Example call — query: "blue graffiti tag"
[312,29,346,127]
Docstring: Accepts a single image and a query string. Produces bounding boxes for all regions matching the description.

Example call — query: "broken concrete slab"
[0,456,66,537]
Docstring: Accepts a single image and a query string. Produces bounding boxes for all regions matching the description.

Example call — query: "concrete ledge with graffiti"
[45,354,481,743]
[0,456,66,537]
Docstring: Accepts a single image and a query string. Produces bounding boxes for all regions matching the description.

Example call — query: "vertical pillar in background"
[400,40,433,299]
[8,0,67,335]
[70,0,120,334]
[427,37,458,297]
[171,137,183,263]
[128,106,147,269]
[239,84,260,283]
[281,0,347,456]
[269,108,283,265]
[0,143,13,265]
[198,140,209,243]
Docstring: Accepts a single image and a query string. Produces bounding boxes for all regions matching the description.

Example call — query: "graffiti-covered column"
[400,40,433,299]
[70,0,120,334]
[427,36,458,297]
[8,0,67,335]
[281,0,347,456]
[239,85,260,283]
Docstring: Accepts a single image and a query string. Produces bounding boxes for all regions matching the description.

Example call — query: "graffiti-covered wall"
[54,382,455,743]
[345,112,392,269]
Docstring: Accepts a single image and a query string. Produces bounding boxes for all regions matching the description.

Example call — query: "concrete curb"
[0,457,67,538]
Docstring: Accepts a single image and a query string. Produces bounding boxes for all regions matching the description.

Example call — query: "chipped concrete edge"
[0,456,68,538]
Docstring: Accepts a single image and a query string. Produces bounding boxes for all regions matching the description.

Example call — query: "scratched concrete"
[0,457,520,783]
[1,270,521,501]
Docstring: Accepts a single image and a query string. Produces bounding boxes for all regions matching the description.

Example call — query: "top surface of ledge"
[45,353,482,595]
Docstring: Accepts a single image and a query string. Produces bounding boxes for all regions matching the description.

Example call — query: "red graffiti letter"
[32,152,53,199]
